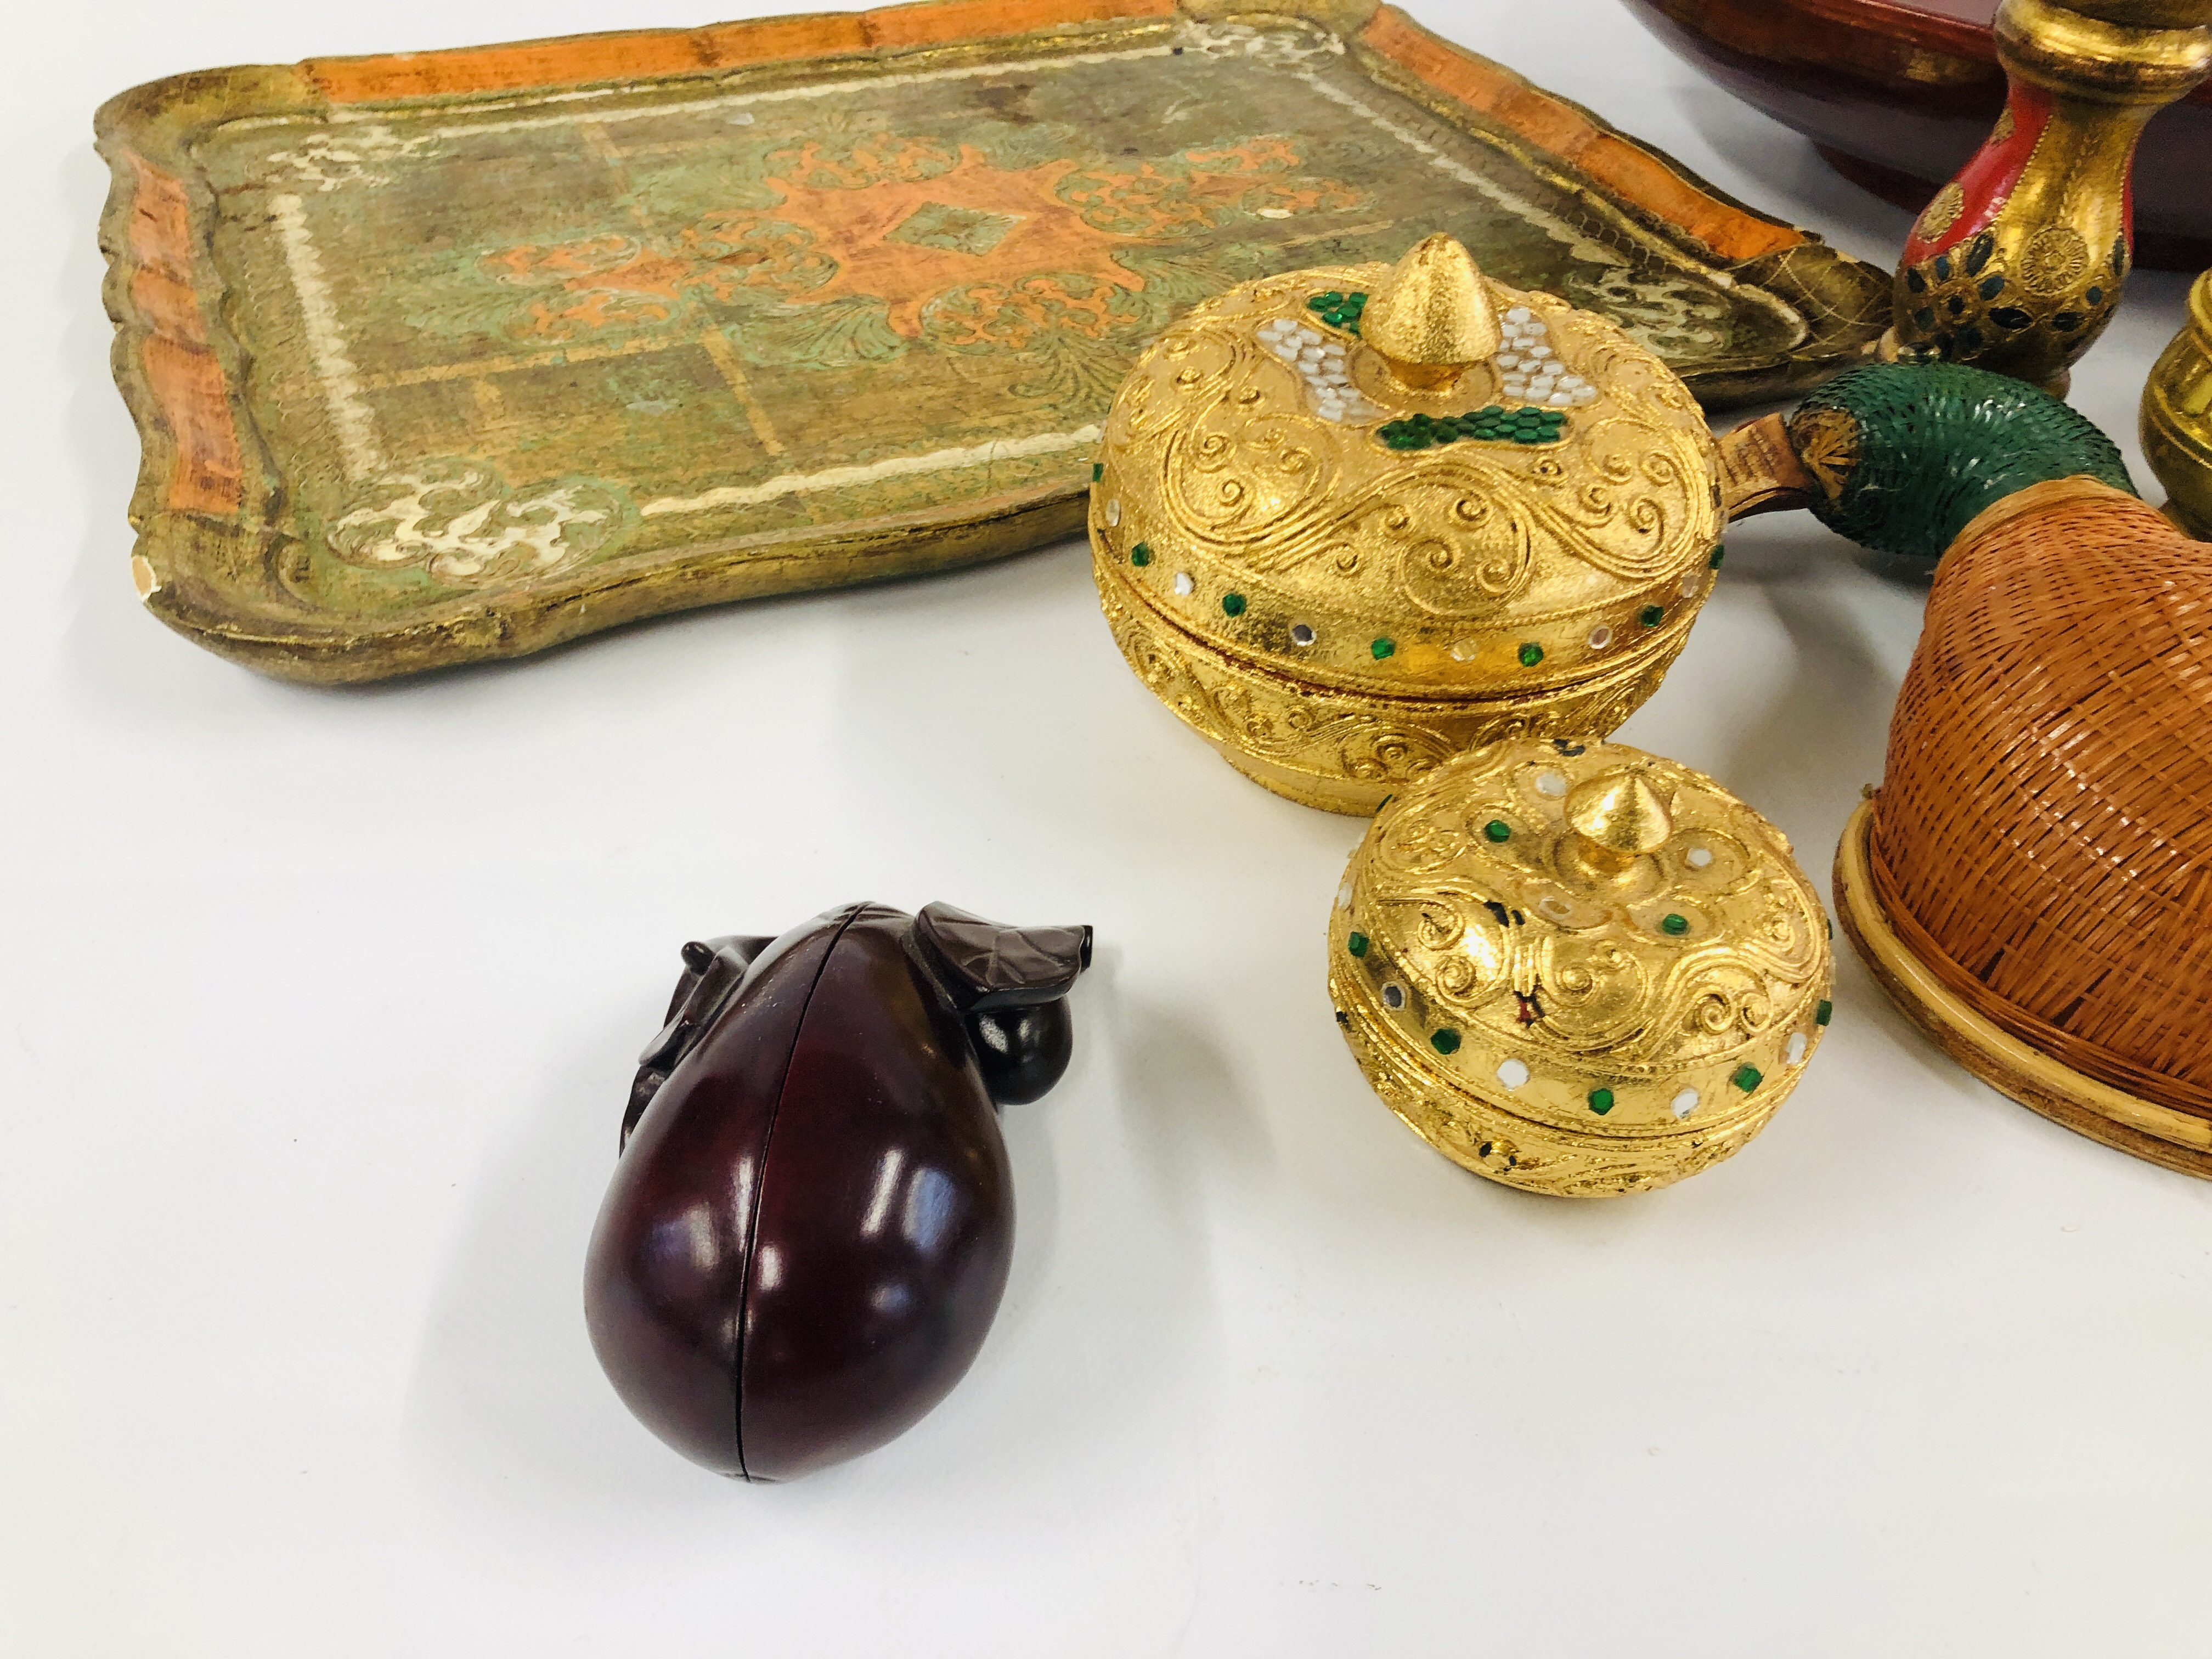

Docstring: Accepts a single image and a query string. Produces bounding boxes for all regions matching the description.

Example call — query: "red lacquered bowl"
[1622,0,2212,270]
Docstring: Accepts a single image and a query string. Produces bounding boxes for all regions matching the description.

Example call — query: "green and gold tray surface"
[97,0,1886,682]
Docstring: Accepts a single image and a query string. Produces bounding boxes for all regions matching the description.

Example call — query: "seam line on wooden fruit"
[730,901,868,1480]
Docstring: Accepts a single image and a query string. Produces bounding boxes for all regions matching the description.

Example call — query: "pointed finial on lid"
[1361,233,1502,391]
[1566,770,1675,859]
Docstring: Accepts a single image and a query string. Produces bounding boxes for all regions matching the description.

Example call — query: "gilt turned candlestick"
[1885,0,2212,392]
[2142,269,2212,536]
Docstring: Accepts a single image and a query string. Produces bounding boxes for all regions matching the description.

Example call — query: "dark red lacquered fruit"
[585,902,1091,1481]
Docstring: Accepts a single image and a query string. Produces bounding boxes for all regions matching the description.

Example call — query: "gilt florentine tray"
[97,0,1886,681]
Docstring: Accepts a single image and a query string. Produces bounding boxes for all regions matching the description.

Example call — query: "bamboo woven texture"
[1865,484,2212,1120]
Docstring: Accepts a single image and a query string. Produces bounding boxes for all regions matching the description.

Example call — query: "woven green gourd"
[1786,363,2135,561]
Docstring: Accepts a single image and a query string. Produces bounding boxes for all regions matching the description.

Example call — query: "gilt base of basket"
[1834,799,2212,1180]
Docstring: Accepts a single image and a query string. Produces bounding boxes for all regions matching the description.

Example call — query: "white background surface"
[7,1,2210,1652]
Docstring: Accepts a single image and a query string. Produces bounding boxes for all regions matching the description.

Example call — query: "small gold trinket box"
[1091,234,1724,814]
[1330,737,1833,1197]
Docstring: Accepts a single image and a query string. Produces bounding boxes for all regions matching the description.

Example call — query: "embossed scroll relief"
[1088,235,1727,814]
[98,1,1884,681]
[1330,738,1833,1198]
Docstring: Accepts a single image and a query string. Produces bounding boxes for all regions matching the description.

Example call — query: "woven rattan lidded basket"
[1835,477,2212,1176]
[1091,234,1724,814]
[1332,735,1833,1197]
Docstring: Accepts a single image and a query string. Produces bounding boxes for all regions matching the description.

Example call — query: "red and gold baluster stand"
[1885,0,2212,393]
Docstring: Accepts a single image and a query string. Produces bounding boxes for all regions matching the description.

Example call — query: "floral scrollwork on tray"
[414,115,1362,372]
[265,123,442,193]
[326,460,634,585]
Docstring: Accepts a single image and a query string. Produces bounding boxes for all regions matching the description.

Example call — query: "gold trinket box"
[1330,737,1833,1197]
[1091,234,1724,814]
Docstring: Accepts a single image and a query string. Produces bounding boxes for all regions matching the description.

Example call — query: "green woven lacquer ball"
[1784,362,2135,562]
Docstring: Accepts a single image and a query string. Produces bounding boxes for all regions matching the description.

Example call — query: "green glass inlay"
[1483,820,1511,843]
[1640,605,1664,627]
[1379,404,1568,452]
[1222,592,1247,617]
[1092,462,1104,483]
[1709,545,1725,569]
[1588,1088,1615,1115]
[1307,291,1366,332]
[1371,636,1395,660]
[1661,913,1689,936]
[1347,931,1369,958]
[1517,642,1544,668]
[1130,543,1152,567]
[1816,998,1834,1026]
[1732,1064,1762,1092]
[1431,1029,1462,1056]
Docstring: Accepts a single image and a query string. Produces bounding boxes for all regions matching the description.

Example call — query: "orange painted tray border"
[96,0,1882,682]
[294,0,1814,261]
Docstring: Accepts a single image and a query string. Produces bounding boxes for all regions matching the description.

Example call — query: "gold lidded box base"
[1329,736,1833,1196]
[1089,236,1723,812]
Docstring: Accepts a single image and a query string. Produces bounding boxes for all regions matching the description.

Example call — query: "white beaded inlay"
[1105,498,1121,527]
[1172,571,1195,596]
[1671,1087,1700,1120]
[1497,1058,1531,1089]
[1587,624,1613,651]
[1788,1031,1809,1064]
[1258,318,1380,424]
[1535,770,1568,798]
[1494,308,1597,408]
[1685,847,1714,870]
[1680,569,1702,596]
